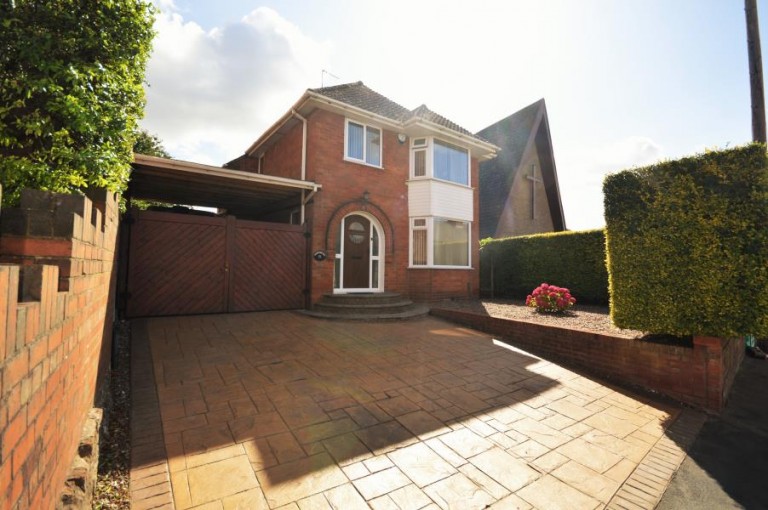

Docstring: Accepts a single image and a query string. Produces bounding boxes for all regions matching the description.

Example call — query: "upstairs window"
[434,140,468,185]
[410,137,470,185]
[346,120,382,167]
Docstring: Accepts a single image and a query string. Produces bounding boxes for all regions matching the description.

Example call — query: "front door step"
[300,292,429,321]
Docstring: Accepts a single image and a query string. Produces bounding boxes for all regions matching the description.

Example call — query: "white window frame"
[334,213,385,292]
[344,119,383,168]
[409,216,472,269]
[409,137,470,187]
[410,218,428,266]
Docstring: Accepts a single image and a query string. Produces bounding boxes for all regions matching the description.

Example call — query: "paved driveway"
[129,311,688,510]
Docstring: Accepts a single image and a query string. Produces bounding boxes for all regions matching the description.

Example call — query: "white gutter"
[132,153,321,192]
[291,109,309,224]
[304,90,404,129]
[292,109,308,181]
[245,94,312,156]
[402,117,500,158]
[243,88,500,164]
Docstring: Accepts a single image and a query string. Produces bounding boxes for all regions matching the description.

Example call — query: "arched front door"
[334,213,383,292]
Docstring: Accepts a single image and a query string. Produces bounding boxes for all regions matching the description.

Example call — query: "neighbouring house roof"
[476,99,566,237]
[233,81,498,165]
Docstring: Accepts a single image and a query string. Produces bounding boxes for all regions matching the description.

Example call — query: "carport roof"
[130,154,320,217]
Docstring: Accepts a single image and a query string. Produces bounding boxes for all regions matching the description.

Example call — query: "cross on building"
[526,163,543,219]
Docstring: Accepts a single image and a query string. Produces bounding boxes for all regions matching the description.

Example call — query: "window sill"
[344,157,384,170]
[405,177,472,189]
[408,265,474,270]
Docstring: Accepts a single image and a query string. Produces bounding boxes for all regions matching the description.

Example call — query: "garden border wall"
[0,187,118,510]
[430,308,744,412]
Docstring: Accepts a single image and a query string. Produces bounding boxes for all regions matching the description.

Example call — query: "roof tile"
[311,81,486,142]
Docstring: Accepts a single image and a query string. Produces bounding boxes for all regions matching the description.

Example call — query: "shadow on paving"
[658,356,768,510]
[132,313,560,470]
[131,311,678,509]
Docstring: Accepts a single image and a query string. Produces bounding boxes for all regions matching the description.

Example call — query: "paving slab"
[130,311,686,509]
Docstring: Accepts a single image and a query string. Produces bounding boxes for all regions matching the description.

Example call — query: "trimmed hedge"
[480,229,609,305]
[604,143,768,337]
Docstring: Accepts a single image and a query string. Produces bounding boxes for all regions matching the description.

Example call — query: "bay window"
[434,140,469,185]
[410,137,470,185]
[410,217,470,268]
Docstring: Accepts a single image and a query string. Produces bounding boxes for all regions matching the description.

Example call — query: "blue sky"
[142,0,767,230]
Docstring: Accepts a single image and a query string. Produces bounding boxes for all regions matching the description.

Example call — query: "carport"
[120,154,321,318]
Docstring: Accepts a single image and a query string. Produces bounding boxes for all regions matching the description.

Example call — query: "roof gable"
[476,99,541,172]
[309,81,412,121]
[236,81,499,165]
[476,99,565,237]
[310,81,488,144]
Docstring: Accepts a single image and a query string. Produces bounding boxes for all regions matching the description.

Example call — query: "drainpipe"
[291,109,308,225]
[291,109,310,309]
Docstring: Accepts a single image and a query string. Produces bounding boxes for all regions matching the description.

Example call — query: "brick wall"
[0,188,118,510]
[430,308,744,412]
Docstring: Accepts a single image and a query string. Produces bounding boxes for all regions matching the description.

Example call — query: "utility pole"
[746,0,766,143]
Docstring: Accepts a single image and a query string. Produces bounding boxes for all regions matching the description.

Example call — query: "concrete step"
[304,292,429,321]
[317,292,405,306]
[313,300,415,315]
[299,304,430,321]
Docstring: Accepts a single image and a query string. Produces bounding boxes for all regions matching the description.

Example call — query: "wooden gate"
[125,210,306,317]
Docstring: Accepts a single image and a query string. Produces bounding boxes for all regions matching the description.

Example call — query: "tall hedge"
[480,229,609,305]
[604,144,768,337]
[0,0,156,207]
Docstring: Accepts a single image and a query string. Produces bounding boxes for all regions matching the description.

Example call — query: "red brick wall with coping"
[0,187,118,510]
[430,308,744,413]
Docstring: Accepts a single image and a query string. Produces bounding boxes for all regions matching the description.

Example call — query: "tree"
[0,0,156,206]
[133,129,171,158]
[130,129,177,210]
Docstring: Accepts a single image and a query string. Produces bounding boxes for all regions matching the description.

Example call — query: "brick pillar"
[693,335,745,412]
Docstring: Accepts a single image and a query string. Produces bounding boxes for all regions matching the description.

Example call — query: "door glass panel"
[371,226,379,256]
[348,221,366,244]
[372,260,379,288]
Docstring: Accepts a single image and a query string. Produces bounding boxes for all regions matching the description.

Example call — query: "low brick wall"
[430,308,744,413]
[0,188,118,510]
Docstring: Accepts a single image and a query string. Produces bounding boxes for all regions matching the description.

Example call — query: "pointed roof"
[237,81,498,164]
[310,82,480,139]
[476,99,566,237]
[309,81,412,121]
[408,104,475,137]
[477,100,541,174]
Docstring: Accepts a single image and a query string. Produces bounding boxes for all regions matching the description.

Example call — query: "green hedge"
[480,229,609,305]
[604,143,768,337]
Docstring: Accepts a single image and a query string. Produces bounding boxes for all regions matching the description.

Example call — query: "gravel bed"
[433,298,644,339]
[93,321,131,509]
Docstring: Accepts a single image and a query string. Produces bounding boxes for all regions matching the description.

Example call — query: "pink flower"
[527,283,576,313]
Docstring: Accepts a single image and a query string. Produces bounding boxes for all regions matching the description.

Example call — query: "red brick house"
[226,82,498,305]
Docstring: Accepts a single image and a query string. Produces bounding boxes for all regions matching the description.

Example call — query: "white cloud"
[558,136,664,230]
[140,6,329,164]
